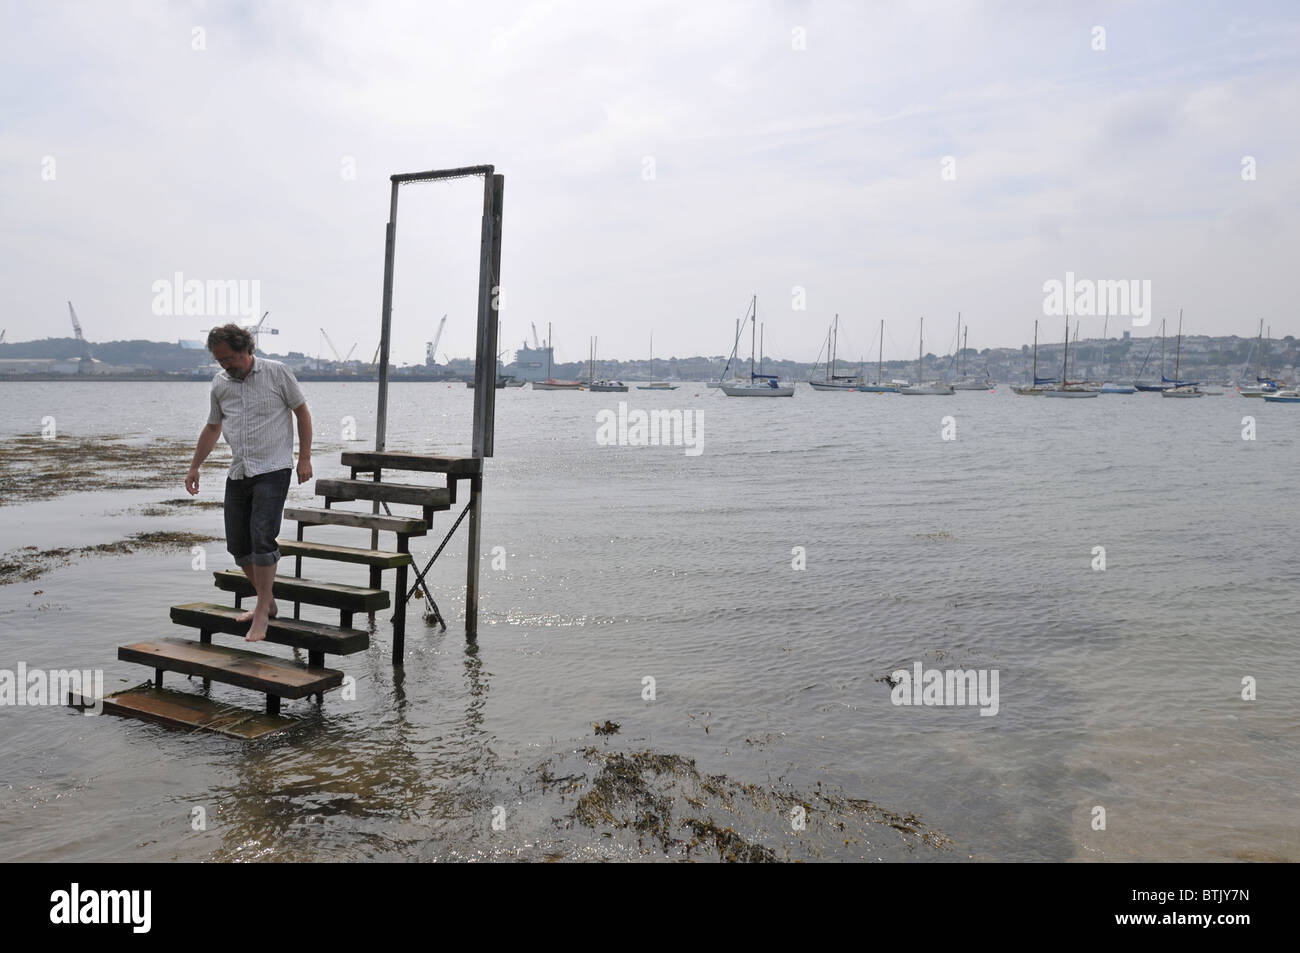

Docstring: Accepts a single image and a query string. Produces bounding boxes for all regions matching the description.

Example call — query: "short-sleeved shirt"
[207,357,306,479]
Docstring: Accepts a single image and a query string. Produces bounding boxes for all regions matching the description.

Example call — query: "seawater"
[0,381,1296,861]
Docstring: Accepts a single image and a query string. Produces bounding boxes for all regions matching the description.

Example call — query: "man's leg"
[238,563,278,621]
[225,475,259,622]
[244,468,291,642]
[232,476,277,623]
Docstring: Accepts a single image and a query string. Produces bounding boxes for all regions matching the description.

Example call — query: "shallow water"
[1,381,1297,861]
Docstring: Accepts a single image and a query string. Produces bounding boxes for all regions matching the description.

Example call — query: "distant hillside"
[0,337,212,371]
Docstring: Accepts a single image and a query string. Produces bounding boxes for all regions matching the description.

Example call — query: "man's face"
[211,341,254,378]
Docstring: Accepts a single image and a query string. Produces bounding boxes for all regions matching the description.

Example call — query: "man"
[185,324,312,642]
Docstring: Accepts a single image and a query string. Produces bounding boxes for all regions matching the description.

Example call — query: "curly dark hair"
[206,323,255,353]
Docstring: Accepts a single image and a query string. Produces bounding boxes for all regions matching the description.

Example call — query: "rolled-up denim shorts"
[224,467,292,567]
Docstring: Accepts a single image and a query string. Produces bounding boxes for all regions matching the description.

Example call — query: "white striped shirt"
[207,357,306,479]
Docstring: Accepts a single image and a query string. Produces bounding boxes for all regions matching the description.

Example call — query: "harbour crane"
[531,322,541,348]
[320,327,345,363]
[425,314,448,366]
[67,302,91,356]
[0,329,6,343]
[243,311,277,352]
[67,302,94,371]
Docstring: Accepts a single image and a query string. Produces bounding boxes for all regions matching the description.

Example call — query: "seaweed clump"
[549,747,951,862]
[0,434,229,506]
[0,531,220,585]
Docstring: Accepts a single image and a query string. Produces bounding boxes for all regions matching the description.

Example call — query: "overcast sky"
[3,1,1298,366]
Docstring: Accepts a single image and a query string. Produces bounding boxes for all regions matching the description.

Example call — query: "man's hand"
[297,456,313,485]
[185,467,201,495]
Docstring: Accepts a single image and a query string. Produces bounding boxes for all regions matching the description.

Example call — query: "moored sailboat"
[1043,320,1099,397]
[1011,320,1056,395]
[1161,310,1204,397]
[1133,320,1174,391]
[586,336,627,392]
[1238,320,1280,396]
[808,314,864,390]
[635,332,679,390]
[952,317,993,390]
[898,317,955,395]
[855,319,898,392]
[719,296,795,397]
[1098,316,1135,393]
[532,322,583,389]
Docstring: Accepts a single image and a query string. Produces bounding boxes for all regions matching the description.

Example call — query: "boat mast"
[760,322,765,375]
[1062,318,1069,384]
[878,319,884,385]
[1102,315,1108,380]
[917,316,924,383]
[832,314,838,379]
[547,321,553,379]
[750,296,756,380]
[1174,309,1183,383]
[824,322,832,381]
[1032,319,1038,382]
[1073,320,1080,380]
[962,323,967,377]
[1160,319,1166,379]
[1257,319,1264,380]
[952,312,960,381]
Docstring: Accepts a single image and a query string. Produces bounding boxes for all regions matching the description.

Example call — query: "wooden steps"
[341,450,480,477]
[106,448,481,736]
[119,637,343,714]
[170,602,369,655]
[212,570,389,612]
[82,684,296,739]
[283,506,426,536]
[277,538,413,569]
[315,478,452,510]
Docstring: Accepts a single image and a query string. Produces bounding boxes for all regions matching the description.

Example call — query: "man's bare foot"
[236,601,278,623]
[245,615,269,642]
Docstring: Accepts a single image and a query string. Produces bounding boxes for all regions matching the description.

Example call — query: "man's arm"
[186,422,222,495]
[293,402,313,484]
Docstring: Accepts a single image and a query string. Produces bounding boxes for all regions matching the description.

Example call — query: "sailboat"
[1162,310,1204,397]
[719,296,795,396]
[636,332,679,390]
[707,318,741,388]
[1011,320,1056,395]
[808,315,863,390]
[898,317,955,395]
[531,322,583,389]
[1133,320,1173,391]
[1098,317,1135,393]
[1239,320,1280,396]
[586,336,627,392]
[952,316,993,390]
[1042,319,1099,397]
[855,319,898,392]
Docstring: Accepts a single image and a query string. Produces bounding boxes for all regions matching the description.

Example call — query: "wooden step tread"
[278,539,412,568]
[283,506,426,535]
[170,603,369,655]
[79,684,295,739]
[316,478,452,509]
[212,571,390,611]
[341,450,481,476]
[119,637,343,699]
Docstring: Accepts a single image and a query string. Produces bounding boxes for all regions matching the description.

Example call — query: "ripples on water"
[1,382,1297,861]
